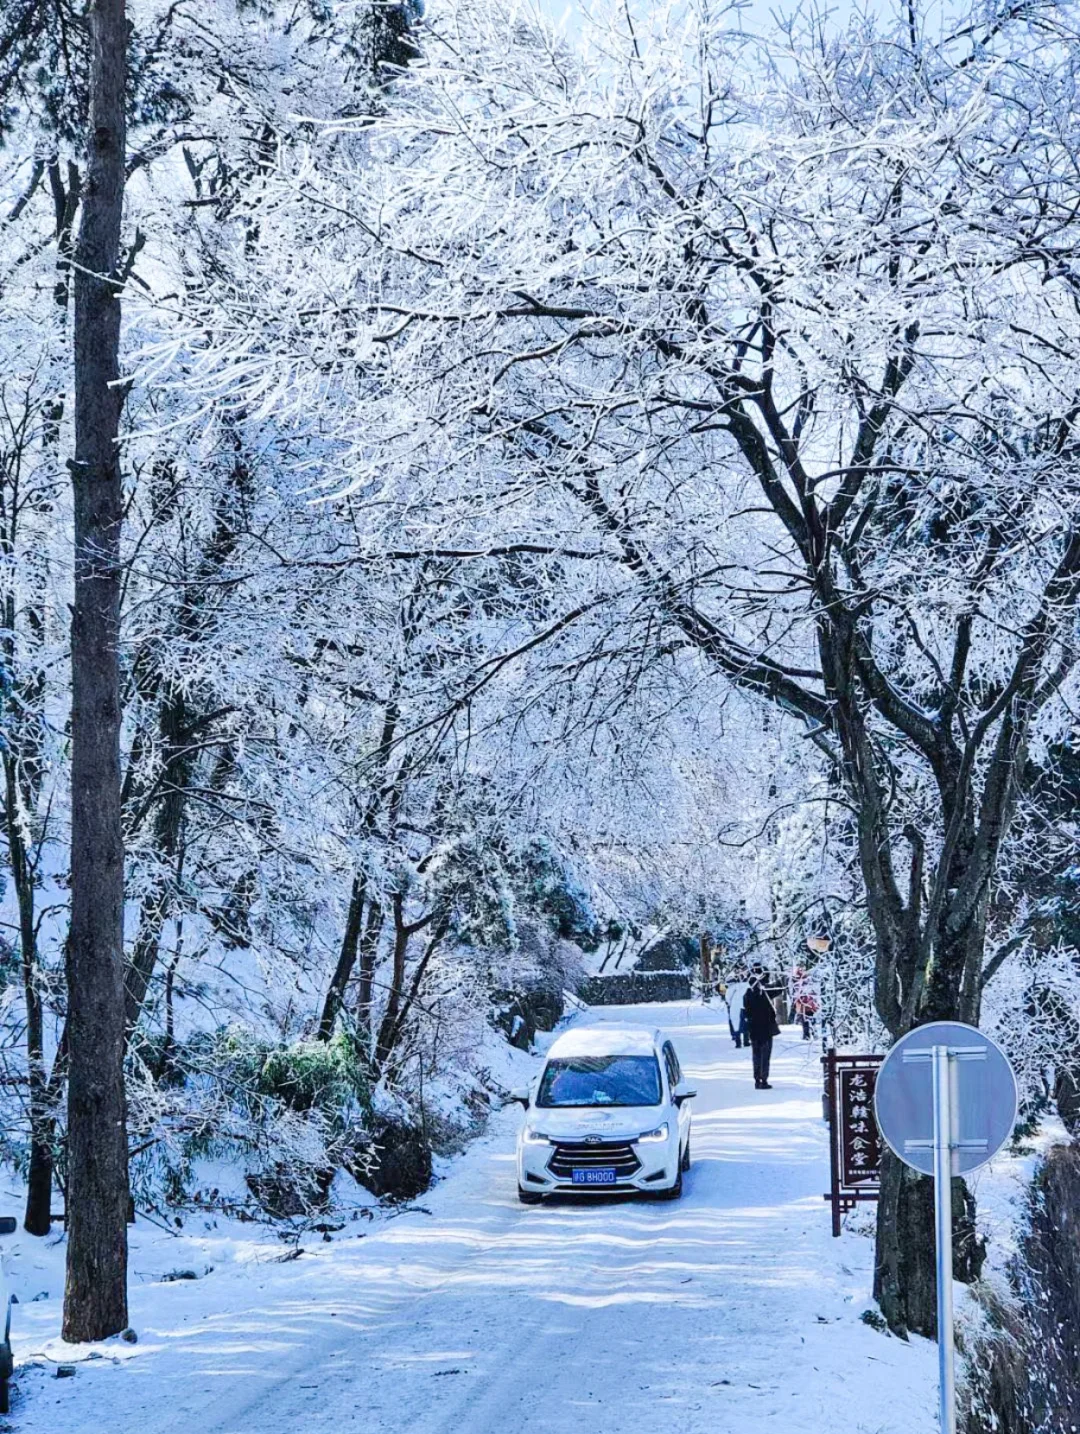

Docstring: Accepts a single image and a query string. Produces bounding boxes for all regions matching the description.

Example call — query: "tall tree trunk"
[1,563,54,1234]
[374,915,449,1074]
[63,0,130,1344]
[318,874,366,1039]
[123,689,189,1033]
[25,1032,68,1241]
[872,908,989,1337]
[0,175,74,1230]
[6,755,52,1236]
[374,894,411,1062]
[15,842,50,1238]
[874,1155,985,1338]
[16,161,82,1237]
[316,696,402,1044]
[124,885,166,1037]
[356,899,383,1041]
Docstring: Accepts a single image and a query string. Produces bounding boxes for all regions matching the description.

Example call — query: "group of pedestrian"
[717,963,819,1089]
[719,967,780,1089]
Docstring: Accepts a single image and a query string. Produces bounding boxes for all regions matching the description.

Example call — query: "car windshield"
[536,1055,662,1108]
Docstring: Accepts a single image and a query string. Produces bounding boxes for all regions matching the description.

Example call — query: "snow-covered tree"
[162,0,1080,1334]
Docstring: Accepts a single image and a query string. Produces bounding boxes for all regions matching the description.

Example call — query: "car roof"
[544,1025,662,1060]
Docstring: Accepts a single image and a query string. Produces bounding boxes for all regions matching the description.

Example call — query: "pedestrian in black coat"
[743,971,780,1089]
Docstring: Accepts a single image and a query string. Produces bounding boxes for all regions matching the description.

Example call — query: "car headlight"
[523,1129,551,1145]
[637,1123,669,1143]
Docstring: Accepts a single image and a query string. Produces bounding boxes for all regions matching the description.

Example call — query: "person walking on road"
[743,969,780,1089]
[791,966,818,1041]
[725,974,750,1049]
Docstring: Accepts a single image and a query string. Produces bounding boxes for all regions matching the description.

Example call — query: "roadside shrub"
[220,1028,370,1117]
[962,1143,1080,1434]
[349,1118,432,1201]
[127,1027,373,1214]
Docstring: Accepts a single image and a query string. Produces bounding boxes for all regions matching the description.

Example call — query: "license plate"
[572,1167,617,1185]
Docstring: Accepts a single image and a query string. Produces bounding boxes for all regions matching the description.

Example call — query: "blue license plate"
[572,1168,617,1185]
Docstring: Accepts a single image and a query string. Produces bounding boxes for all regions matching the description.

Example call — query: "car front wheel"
[680,1137,691,1173]
[517,1186,543,1205]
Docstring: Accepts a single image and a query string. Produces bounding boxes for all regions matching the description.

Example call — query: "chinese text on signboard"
[822,1050,884,1236]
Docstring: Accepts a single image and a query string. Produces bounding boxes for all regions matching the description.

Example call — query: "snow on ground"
[5,1002,939,1433]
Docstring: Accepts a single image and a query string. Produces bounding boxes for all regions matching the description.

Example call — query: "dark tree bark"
[373,894,437,1071]
[6,755,51,1236]
[22,1035,68,1239]
[318,873,366,1040]
[317,696,402,1044]
[374,892,412,1062]
[121,675,197,1035]
[356,898,384,1036]
[0,437,54,1236]
[874,1154,985,1338]
[374,914,449,1075]
[63,0,130,1344]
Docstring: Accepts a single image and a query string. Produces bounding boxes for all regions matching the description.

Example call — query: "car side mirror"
[673,1084,697,1107]
[509,1088,531,1108]
[0,1217,16,1236]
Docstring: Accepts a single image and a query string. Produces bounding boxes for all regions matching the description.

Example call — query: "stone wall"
[577,970,692,1006]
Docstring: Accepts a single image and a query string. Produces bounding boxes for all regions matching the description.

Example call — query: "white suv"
[512,1026,695,1203]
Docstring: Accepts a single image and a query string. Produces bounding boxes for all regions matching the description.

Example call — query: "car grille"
[547,1141,642,1180]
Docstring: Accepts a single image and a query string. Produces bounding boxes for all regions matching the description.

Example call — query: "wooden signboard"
[822,1049,884,1237]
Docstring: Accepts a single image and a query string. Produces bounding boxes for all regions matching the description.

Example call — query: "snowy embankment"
[6,1003,941,1433]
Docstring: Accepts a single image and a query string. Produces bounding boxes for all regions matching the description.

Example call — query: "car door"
[663,1042,691,1146]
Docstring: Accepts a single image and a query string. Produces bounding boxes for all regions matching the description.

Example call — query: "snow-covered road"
[13,1003,937,1432]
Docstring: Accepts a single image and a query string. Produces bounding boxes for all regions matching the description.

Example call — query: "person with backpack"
[725,973,750,1049]
[791,966,818,1041]
[743,968,781,1089]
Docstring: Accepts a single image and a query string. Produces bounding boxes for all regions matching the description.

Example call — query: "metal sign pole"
[932,1044,956,1434]
[877,1022,1018,1434]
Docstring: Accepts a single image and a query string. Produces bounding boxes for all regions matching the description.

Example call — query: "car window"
[663,1043,681,1089]
[536,1055,662,1108]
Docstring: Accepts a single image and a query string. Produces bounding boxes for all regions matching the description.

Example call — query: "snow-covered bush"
[126,1028,372,1214]
[963,1143,1080,1434]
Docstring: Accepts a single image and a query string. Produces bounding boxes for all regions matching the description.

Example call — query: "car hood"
[525,1105,668,1141]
